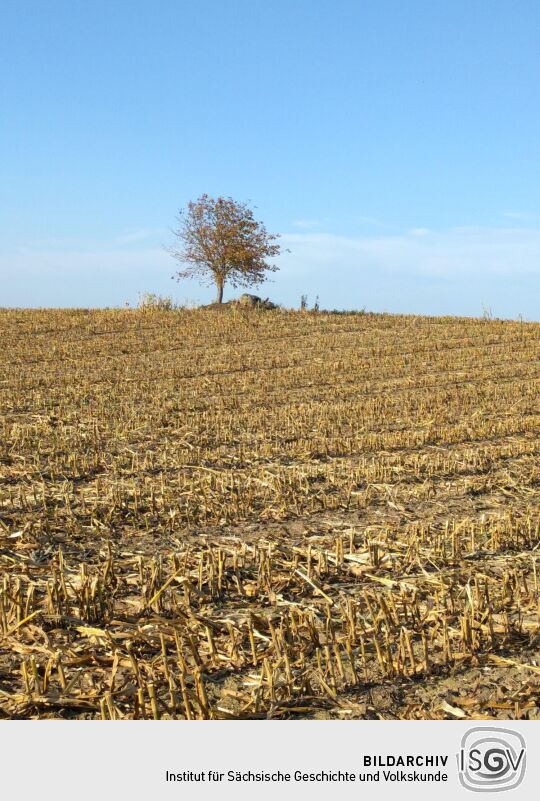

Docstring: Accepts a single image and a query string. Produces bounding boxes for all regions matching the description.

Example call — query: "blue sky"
[2,0,540,317]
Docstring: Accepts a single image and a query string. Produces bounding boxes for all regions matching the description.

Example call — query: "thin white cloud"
[280,226,540,278]
[3,246,170,275]
[7,227,540,283]
[293,215,390,232]
[292,219,321,230]
[354,215,389,227]
[3,225,540,314]
[500,211,540,222]
[115,228,166,244]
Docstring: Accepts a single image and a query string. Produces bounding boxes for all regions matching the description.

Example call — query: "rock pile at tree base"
[203,294,278,310]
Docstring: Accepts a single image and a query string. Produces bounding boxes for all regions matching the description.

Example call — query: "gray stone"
[238,293,261,307]
[238,294,277,310]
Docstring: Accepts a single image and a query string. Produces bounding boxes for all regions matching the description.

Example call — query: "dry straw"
[1,307,540,719]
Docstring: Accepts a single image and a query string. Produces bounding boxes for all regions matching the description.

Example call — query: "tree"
[169,195,282,303]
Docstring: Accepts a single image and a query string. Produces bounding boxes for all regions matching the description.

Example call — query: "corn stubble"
[1,307,540,719]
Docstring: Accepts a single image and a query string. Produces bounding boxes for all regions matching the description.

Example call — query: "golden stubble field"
[1,306,540,719]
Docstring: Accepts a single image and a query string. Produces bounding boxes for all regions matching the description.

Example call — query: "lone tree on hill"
[169,194,282,303]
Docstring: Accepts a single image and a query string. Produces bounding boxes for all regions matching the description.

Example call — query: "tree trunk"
[216,280,224,304]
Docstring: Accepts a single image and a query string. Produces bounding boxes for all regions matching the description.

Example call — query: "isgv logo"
[457,727,526,792]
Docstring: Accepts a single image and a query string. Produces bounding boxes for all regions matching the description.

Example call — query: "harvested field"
[1,307,540,719]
